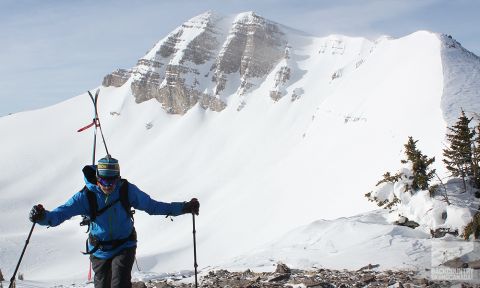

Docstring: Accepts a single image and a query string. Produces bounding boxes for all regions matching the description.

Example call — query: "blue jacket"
[38,166,185,259]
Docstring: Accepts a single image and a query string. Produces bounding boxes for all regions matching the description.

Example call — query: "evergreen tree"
[472,124,480,189]
[443,110,475,184]
[365,172,403,210]
[401,136,436,191]
[463,211,480,240]
[366,137,435,209]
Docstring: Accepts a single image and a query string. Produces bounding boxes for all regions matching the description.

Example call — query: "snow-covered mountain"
[1,11,480,284]
[103,11,292,114]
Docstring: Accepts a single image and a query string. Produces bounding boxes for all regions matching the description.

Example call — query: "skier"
[28,155,200,288]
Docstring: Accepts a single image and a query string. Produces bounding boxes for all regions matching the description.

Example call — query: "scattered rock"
[307,283,335,288]
[144,266,477,288]
[275,263,291,274]
[394,217,420,229]
[412,278,429,286]
[430,228,459,238]
[443,257,469,269]
[132,281,147,288]
[360,274,376,284]
[268,274,290,282]
[468,260,480,269]
[151,281,175,288]
[357,263,380,271]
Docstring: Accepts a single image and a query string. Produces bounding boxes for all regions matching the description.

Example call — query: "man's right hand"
[182,198,200,215]
[29,204,46,223]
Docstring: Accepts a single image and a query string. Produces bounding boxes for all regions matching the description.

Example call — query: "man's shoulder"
[123,180,140,192]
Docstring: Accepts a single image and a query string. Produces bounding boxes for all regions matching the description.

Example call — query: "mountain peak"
[101,12,480,122]
[102,11,290,114]
[234,11,261,22]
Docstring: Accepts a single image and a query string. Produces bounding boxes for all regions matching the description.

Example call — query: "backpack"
[79,179,135,228]
[79,166,136,254]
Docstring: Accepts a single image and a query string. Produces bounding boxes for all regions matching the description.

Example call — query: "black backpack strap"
[85,187,98,221]
[80,180,133,226]
[119,179,135,221]
[79,186,98,232]
[96,199,121,215]
[80,165,97,230]
[84,187,122,220]
[82,228,137,255]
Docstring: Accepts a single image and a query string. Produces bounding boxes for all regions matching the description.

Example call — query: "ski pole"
[192,213,198,288]
[9,222,36,288]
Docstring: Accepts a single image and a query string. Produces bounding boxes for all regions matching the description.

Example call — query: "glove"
[29,204,46,223]
[182,198,200,215]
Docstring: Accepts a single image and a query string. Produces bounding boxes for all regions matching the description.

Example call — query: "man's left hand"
[183,198,200,215]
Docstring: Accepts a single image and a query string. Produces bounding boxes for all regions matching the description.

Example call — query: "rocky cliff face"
[103,12,289,114]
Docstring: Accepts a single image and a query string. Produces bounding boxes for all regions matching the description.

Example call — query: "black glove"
[29,204,46,223]
[182,198,200,215]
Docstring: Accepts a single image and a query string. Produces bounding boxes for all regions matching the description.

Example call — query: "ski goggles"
[97,176,119,187]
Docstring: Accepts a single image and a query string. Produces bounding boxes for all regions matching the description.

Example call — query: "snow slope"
[223,209,479,274]
[0,12,479,285]
[223,210,433,272]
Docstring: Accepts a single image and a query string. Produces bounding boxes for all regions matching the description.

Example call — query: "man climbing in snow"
[29,155,200,288]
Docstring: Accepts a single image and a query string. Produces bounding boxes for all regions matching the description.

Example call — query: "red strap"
[77,121,95,132]
[77,118,100,132]
[88,261,92,281]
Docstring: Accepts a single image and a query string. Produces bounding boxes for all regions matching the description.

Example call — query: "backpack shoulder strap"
[80,180,133,225]
[83,186,98,221]
[119,179,135,220]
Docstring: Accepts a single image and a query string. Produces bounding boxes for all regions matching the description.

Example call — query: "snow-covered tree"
[472,124,480,189]
[443,110,475,190]
[463,211,480,240]
[401,136,435,191]
[366,137,435,209]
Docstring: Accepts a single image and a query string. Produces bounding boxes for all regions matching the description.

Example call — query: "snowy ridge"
[222,210,432,272]
[440,34,480,125]
[222,209,480,276]
[1,12,480,286]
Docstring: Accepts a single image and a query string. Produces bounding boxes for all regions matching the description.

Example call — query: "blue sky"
[1,0,479,116]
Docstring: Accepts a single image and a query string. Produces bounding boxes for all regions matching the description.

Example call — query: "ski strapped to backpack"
[77,89,110,165]
[79,178,136,255]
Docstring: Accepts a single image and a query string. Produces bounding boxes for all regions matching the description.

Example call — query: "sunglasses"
[97,176,119,187]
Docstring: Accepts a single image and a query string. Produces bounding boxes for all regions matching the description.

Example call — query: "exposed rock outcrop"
[393,216,420,229]
[102,69,131,87]
[103,12,288,114]
[270,64,291,101]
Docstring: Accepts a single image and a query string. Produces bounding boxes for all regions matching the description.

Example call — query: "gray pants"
[91,246,136,288]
